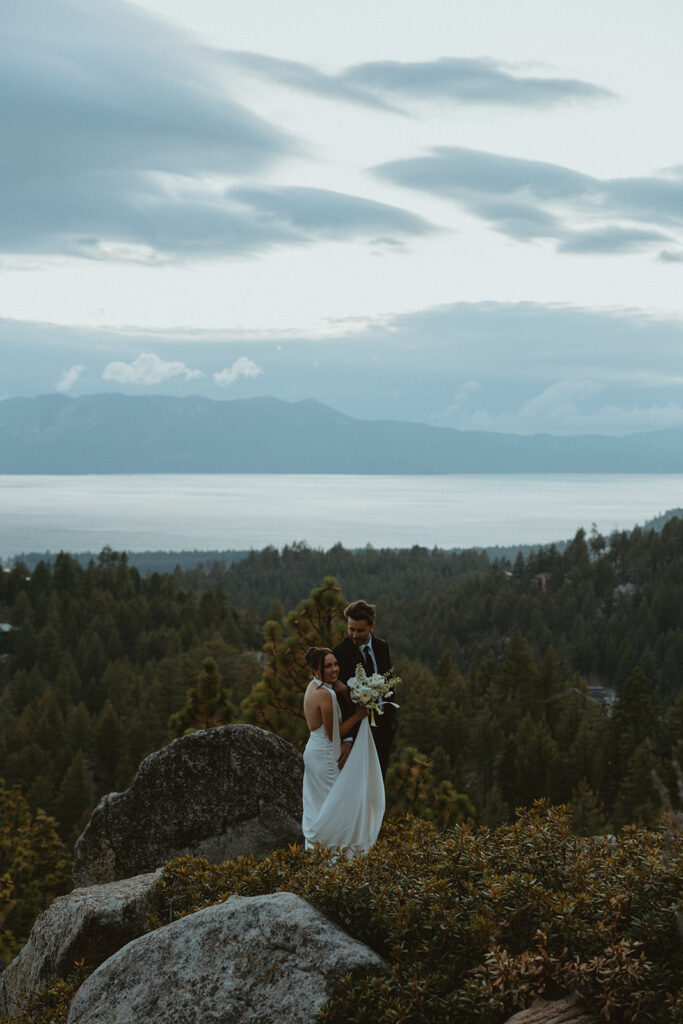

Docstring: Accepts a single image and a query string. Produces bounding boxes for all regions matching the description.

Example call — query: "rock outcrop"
[73,725,303,886]
[504,995,598,1023]
[0,872,162,1017]
[67,891,388,1024]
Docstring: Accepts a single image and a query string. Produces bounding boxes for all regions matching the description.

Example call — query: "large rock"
[0,872,161,1017]
[504,995,598,1023]
[67,891,388,1024]
[73,725,303,886]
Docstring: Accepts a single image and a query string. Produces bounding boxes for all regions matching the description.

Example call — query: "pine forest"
[1,518,683,964]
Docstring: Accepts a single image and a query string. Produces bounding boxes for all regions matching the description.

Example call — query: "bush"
[155,802,683,1023]
[0,966,86,1024]
[0,782,71,962]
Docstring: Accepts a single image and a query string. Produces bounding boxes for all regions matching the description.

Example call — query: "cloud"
[659,249,683,263]
[221,51,610,111]
[102,353,203,385]
[374,146,683,254]
[6,302,683,436]
[0,0,293,259]
[468,199,562,240]
[341,57,612,107]
[228,186,432,240]
[558,226,671,254]
[376,146,593,202]
[433,373,683,436]
[219,51,399,112]
[0,5,441,262]
[457,396,683,436]
[56,364,84,392]
[436,381,481,420]
[516,379,604,422]
[213,357,263,386]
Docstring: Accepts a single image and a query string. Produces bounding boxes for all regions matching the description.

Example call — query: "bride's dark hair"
[305,647,333,679]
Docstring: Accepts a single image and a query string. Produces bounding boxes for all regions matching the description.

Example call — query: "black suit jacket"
[333,634,397,778]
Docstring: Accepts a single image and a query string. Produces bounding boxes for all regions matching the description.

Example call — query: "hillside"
[2,393,683,472]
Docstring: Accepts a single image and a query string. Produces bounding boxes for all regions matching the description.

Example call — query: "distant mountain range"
[1,393,682,473]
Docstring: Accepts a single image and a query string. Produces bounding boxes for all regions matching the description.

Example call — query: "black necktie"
[362,645,374,675]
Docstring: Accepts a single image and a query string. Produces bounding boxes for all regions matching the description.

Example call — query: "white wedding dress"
[302,681,385,855]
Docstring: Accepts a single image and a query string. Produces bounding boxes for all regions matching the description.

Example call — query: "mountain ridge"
[1,393,681,473]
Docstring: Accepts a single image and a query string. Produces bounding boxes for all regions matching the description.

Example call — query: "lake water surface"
[1,474,682,558]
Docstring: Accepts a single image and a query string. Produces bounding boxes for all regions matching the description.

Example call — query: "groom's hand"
[337,743,352,771]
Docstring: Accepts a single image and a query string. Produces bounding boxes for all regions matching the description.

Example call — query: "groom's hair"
[344,600,376,625]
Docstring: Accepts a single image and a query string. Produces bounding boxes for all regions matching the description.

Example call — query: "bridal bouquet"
[349,663,401,726]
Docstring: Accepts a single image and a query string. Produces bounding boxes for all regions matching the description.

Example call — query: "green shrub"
[4,804,679,1023]
[155,802,682,1023]
[0,965,86,1024]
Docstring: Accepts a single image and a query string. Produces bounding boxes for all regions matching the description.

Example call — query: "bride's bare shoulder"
[303,680,323,704]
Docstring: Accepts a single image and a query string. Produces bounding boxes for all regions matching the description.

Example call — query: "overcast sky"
[2,0,683,435]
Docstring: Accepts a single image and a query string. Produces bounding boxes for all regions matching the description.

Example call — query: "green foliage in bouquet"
[155,803,682,1024]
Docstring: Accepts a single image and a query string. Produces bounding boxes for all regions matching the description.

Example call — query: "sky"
[2,0,683,435]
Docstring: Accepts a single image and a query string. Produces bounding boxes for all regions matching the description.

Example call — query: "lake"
[1,473,682,558]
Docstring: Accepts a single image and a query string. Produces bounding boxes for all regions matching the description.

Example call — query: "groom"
[333,599,397,779]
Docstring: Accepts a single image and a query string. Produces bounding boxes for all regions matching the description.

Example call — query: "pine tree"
[570,778,609,835]
[608,667,660,806]
[64,702,93,758]
[94,700,122,792]
[0,781,70,960]
[168,658,235,737]
[240,577,347,747]
[385,747,434,819]
[432,779,476,829]
[613,737,661,829]
[55,749,94,845]
[508,713,562,807]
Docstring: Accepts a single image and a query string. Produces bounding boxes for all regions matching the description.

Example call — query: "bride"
[302,647,385,854]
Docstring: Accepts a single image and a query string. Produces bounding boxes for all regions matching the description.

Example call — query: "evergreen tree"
[55,750,94,845]
[569,778,609,835]
[608,667,660,806]
[665,691,683,767]
[467,686,505,812]
[385,747,434,819]
[0,780,70,960]
[241,577,347,747]
[168,658,235,737]
[613,737,661,829]
[432,779,476,829]
[64,702,93,758]
[508,714,562,807]
[94,700,122,792]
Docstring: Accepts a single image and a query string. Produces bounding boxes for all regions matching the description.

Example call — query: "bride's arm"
[340,704,368,739]
[319,691,367,742]
[315,688,367,744]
